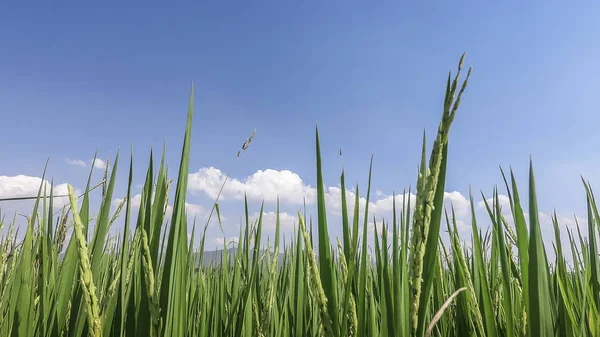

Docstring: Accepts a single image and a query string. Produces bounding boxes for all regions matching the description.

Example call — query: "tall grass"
[1,54,599,336]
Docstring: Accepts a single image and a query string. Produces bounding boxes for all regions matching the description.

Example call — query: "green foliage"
[1,54,599,336]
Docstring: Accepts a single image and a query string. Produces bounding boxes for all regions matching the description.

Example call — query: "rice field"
[0,54,598,336]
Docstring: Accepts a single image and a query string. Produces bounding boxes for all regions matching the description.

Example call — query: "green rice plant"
[67,185,102,337]
[2,53,600,337]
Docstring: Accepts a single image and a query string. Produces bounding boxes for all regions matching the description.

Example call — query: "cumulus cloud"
[188,167,420,219]
[187,166,589,254]
[184,203,205,218]
[187,167,479,250]
[112,193,205,219]
[66,159,87,167]
[93,158,106,170]
[0,175,76,208]
[188,167,472,222]
[249,211,298,230]
[187,167,476,230]
[188,167,315,204]
[112,193,143,209]
[537,212,585,230]
[443,191,471,218]
[474,193,585,231]
[477,194,511,213]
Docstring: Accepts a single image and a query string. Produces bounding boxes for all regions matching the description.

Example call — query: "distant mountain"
[194,247,286,268]
[58,247,290,268]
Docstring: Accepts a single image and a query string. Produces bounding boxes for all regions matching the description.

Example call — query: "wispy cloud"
[66,158,87,167]
[66,157,106,170]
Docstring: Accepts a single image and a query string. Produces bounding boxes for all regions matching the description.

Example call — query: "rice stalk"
[67,184,103,337]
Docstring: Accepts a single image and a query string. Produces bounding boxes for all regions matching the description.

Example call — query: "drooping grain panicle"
[237,128,256,158]
[206,127,257,236]
[425,287,468,337]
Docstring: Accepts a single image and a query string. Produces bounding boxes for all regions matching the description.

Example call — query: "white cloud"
[454,219,471,232]
[188,167,421,219]
[188,167,471,224]
[112,194,142,210]
[112,193,205,220]
[93,158,106,170]
[322,186,418,223]
[249,211,298,230]
[443,191,471,218]
[477,194,511,213]
[214,236,239,246]
[188,167,474,229]
[537,211,585,230]
[322,186,365,216]
[187,166,590,256]
[164,202,206,220]
[188,167,315,204]
[184,203,205,218]
[0,175,77,208]
[371,192,418,215]
[66,159,87,167]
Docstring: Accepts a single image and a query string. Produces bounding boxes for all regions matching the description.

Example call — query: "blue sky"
[1,1,599,249]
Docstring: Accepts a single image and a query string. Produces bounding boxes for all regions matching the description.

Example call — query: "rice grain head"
[67,184,103,337]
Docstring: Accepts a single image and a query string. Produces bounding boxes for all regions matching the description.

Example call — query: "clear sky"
[1,1,599,249]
